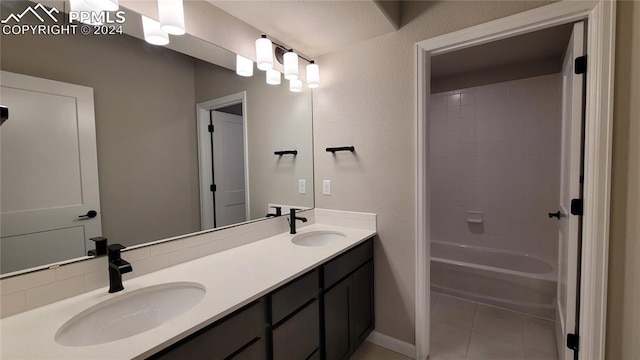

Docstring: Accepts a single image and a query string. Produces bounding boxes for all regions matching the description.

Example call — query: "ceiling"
[431,23,574,79]
[207,0,400,58]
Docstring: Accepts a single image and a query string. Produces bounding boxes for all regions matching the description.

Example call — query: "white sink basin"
[55,282,206,347]
[292,231,346,247]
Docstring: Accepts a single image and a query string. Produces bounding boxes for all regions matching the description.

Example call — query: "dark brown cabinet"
[149,238,374,360]
[272,300,320,359]
[271,269,320,360]
[323,241,374,360]
[324,278,351,360]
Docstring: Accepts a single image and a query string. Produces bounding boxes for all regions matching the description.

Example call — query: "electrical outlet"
[323,180,331,195]
[298,179,306,194]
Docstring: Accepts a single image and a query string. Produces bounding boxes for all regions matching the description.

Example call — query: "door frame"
[414,1,616,359]
[196,92,249,229]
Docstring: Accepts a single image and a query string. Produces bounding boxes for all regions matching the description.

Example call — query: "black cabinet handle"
[548,211,561,219]
[79,210,98,219]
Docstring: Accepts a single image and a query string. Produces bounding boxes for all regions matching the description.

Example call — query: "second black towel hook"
[326,146,355,153]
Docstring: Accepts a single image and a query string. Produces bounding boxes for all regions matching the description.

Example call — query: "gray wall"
[1,27,202,247]
[193,61,313,219]
[312,0,559,344]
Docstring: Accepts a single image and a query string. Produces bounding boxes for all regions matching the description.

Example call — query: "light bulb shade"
[142,16,169,46]
[266,69,281,85]
[284,51,299,80]
[255,36,273,71]
[84,0,118,12]
[306,62,320,88]
[236,55,253,77]
[158,0,185,35]
[289,78,302,92]
[70,0,103,25]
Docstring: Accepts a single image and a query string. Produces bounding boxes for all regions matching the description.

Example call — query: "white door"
[211,110,247,227]
[556,21,585,360]
[0,71,101,274]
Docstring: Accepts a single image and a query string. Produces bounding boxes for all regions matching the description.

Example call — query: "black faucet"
[289,208,308,234]
[266,206,282,218]
[108,244,132,293]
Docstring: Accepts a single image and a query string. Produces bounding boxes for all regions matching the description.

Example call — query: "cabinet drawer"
[324,239,373,289]
[272,269,318,324]
[272,300,319,360]
[210,300,264,358]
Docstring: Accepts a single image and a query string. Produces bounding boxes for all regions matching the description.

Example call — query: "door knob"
[548,211,561,219]
[79,210,98,219]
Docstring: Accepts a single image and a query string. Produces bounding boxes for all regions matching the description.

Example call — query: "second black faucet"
[289,208,308,234]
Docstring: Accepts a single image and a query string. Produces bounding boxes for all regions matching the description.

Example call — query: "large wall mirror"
[0,0,314,275]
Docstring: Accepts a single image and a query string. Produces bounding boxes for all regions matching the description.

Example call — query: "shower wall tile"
[429,74,561,263]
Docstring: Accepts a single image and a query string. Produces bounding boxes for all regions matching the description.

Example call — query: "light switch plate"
[322,180,331,195]
[298,179,306,194]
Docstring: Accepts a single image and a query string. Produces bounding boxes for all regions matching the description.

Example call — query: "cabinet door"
[324,279,351,360]
[350,261,374,348]
[231,338,266,360]
[272,300,319,360]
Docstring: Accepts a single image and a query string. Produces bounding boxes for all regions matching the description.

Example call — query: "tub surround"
[0,209,376,359]
[429,74,562,264]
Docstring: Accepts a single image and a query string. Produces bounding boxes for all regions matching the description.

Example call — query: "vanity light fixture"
[266,68,281,85]
[71,0,104,25]
[158,0,186,35]
[84,0,118,12]
[289,78,302,92]
[306,61,320,88]
[254,34,321,89]
[236,55,254,77]
[283,50,299,80]
[142,16,169,46]
[255,35,274,71]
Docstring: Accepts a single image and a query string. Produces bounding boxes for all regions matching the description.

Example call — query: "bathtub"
[430,240,557,319]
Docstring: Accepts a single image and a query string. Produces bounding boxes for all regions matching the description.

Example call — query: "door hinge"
[210,184,216,192]
[208,124,214,133]
[567,333,579,351]
[571,198,583,216]
[575,55,587,74]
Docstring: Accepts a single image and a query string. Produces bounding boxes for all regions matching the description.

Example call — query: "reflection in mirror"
[0,1,314,276]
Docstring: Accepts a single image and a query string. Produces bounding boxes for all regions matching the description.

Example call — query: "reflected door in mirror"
[0,72,101,274]
[211,110,247,228]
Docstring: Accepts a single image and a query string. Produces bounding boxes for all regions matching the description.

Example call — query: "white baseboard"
[366,331,416,358]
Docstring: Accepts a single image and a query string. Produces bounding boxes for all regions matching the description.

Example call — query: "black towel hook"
[274,150,298,156]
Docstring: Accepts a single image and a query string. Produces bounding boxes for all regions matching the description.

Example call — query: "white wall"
[430,74,561,262]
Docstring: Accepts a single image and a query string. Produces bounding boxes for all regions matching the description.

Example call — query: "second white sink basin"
[55,282,205,347]
[292,231,347,247]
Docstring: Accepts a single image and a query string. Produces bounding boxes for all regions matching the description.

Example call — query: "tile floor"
[351,292,558,360]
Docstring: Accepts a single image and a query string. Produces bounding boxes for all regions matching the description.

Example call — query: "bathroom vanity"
[151,239,373,360]
[0,217,376,360]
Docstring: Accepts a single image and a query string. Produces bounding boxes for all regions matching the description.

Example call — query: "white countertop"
[0,224,375,359]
